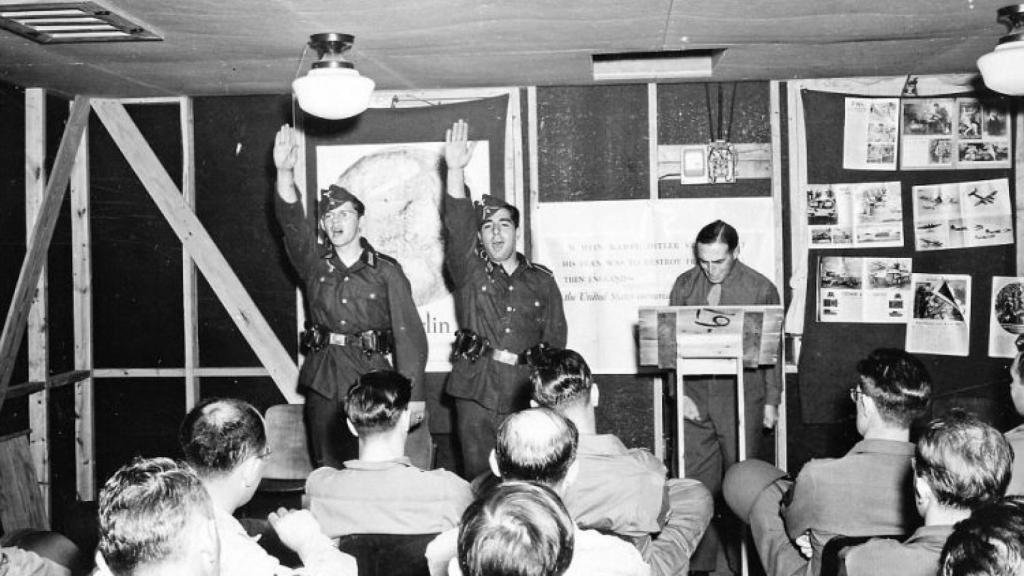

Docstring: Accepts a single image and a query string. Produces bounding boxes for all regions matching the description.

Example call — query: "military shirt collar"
[321,237,379,269]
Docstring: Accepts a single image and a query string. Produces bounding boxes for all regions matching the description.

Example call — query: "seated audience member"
[939,496,1024,576]
[305,370,472,536]
[426,408,650,576]
[180,398,357,576]
[93,457,220,576]
[841,409,1013,576]
[1005,339,1024,495]
[458,481,575,576]
[723,348,931,576]
[0,533,78,576]
[529,346,713,576]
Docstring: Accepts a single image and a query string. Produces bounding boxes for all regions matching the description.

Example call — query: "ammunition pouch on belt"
[301,322,394,357]
[450,329,529,366]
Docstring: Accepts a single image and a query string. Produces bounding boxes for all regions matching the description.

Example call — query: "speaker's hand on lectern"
[681,395,701,421]
[763,404,778,430]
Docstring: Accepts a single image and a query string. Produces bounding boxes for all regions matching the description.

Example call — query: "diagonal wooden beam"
[0,95,91,414]
[90,99,301,403]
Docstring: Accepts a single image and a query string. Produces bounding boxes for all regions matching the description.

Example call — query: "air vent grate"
[0,1,160,43]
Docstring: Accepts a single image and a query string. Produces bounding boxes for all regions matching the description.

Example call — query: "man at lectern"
[668,219,781,574]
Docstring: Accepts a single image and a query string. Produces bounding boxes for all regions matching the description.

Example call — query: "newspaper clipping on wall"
[906,273,972,357]
[912,178,1013,251]
[901,98,1010,170]
[818,256,912,323]
[807,181,903,248]
[843,97,899,171]
[989,276,1024,358]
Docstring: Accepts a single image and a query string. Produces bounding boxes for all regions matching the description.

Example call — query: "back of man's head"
[857,348,931,428]
[940,496,1024,576]
[179,397,266,478]
[97,457,218,576]
[458,481,575,576]
[915,410,1012,512]
[345,370,411,436]
[530,347,593,411]
[494,408,578,488]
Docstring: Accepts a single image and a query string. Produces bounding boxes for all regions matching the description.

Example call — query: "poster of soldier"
[817,256,912,323]
[907,273,971,356]
[989,277,1024,358]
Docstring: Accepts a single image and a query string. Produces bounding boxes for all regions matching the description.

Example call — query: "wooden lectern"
[638,305,784,478]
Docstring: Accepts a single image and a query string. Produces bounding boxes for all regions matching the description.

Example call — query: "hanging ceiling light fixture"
[977,5,1024,96]
[292,33,375,120]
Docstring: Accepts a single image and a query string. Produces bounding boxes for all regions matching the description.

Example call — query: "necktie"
[707,283,722,306]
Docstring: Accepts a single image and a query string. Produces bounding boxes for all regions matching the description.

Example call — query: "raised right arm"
[273,124,317,282]
[442,120,480,288]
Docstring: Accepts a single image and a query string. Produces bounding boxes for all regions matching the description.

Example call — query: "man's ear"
[488,450,502,478]
[400,409,412,431]
[591,384,600,408]
[529,399,539,408]
[346,418,359,438]
[242,455,262,487]
[563,460,580,489]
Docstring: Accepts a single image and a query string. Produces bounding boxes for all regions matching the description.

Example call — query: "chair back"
[262,404,313,481]
[338,533,438,576]
[820,534,903,576]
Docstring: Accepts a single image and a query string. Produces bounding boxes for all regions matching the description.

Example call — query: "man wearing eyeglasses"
[274,125,429,470]
[180,398,357,576]
[722,348,931,576]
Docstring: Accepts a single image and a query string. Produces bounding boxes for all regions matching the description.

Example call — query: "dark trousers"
[454,398,513,480]
[305,389,433,470]
[685,374,767,573]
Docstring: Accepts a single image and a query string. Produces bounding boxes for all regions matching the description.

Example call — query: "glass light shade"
[292,67,376,120]
[978,41,1024,95]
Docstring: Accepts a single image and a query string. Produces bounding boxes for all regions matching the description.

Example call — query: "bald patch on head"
[495,408,578,486]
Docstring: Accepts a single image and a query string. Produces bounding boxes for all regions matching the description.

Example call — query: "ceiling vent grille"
[592,49,723,82]
[0,2,160,43]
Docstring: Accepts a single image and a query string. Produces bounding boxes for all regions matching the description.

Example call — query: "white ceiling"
[0,0,1012,98]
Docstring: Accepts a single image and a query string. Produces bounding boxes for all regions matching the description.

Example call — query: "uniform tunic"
[443,194,567,411]
[276,197,428,466]
[443,194,566,476]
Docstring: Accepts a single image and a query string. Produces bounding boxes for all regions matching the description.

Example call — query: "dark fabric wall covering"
[537,85,649,202]
[193,95,297,371]
[797,89,1016,425]
[94,378,185,483]
[90,104,184,368]
[46,95,74,375]
[0,81,28,387]
[658,82,772,199]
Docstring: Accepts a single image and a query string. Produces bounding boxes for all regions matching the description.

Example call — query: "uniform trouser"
[453,398,515,480]
[684,374,767,572]
[638,478,715,576]
[304,388,432,470]
[746,478,809,576]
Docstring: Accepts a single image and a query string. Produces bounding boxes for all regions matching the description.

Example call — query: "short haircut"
[458,481,574,576]
[530,347,593,410]
[915,410,1012,510]
[179,397,266,478]
[694,220,739,252]
[495,408,578,487]
[940,496,1024,576]
[345,370,411,434]
[97,457,214,576]
[857,348,931,427]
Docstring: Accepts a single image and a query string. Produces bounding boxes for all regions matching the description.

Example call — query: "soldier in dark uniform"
[442,119,567,479]
[668,219,780,574]
[273,125,429,469]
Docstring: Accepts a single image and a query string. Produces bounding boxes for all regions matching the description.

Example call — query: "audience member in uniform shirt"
[528,345,713,576]
[93,457,220,576]
[1003,337,1024,496]
[939,496,1024,576]
[426,408,650,576]
[723,348,931,576]
[840,409,1013,576]
[305,370,473,537]
[180,398,357,576]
